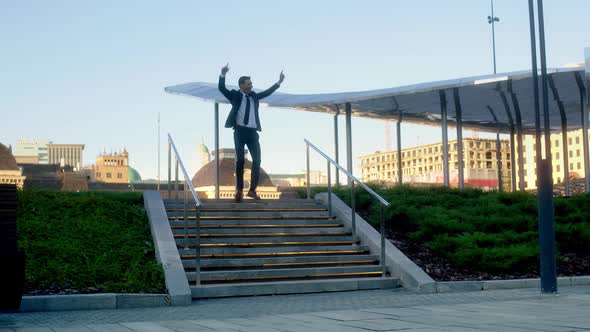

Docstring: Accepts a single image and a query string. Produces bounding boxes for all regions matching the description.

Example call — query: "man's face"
[240,79,253,94]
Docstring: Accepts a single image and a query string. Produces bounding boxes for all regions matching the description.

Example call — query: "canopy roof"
[165,66,586,134]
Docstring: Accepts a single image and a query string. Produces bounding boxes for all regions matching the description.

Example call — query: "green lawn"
[297,185,590,274]
[17,190,165,294]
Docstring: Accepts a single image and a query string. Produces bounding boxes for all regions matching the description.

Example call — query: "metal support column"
[531,0,557,293]
[214,102,220,199]
[167,140,172,198]
[345,102,353,185]
[397,110,403,185]
[487,106,503,191]
[575,72,590,192]
[439,90,450,187]
[334,105,340,188]
[453,88,465,189]
[499,87,517,192]
[508,80,526,191]
[548,75,570,196]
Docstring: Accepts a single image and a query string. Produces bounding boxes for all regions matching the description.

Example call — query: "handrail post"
[195,204,201,286]
[380,205,386,278]
[351,182,356,241]
[174,158,179,221]
[167,140,171,199]
[306,144,311,199]
[183,179,189,250]
[327,160,332,217]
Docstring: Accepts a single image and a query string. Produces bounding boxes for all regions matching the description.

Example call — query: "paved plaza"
[1,286,590,331]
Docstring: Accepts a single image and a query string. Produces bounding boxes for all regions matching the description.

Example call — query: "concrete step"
[168,215,335,221]
[172,227,349,236]
[176,239,357,248]
[170,222,344,230]
[167,211,331,218]
[166,206,328,212]
[182,254,380,270]
[188,265,387,284]
[178,245,371,258]
[191,277,399,298]
[164,198,319,205]
[169,219,343,228]
[177,234,354,243]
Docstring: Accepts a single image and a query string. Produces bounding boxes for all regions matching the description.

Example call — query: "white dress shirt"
[236,91,257,129]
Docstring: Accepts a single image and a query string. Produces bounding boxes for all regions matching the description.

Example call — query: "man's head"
[238,76,253,94]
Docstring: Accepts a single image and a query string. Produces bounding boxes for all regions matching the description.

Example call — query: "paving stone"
[51,327,94,332]
[337,318,431,331]
[86,324,135,332]
[120,322,176,332]
[309,309,390,321]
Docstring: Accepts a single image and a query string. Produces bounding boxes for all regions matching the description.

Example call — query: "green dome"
[128,167,142,183]
[198,143,209,154]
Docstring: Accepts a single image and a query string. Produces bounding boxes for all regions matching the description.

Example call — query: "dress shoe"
[234,190,243,203]
[246,190,261,200]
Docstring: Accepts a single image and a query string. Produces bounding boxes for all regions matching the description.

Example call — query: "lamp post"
[487,0,500,74]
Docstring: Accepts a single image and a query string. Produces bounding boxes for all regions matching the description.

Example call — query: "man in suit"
[218,63,285,202]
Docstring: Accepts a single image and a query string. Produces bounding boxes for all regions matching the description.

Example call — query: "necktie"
[243,94,251,125]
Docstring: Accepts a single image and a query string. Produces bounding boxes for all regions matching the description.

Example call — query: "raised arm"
[218,63,232,100]
[257,70,285,100]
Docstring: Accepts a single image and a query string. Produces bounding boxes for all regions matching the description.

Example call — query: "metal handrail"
[305,139,390,207]
[305,138,390,278]
[168,133,201,286]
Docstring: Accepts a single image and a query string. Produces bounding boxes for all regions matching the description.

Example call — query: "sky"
[1,1,589,180]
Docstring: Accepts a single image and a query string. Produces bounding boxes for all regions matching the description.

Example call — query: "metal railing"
[305,139,390,277]
[168,133,202,286]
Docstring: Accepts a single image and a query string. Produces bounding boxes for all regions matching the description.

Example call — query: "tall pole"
[488,0,500,74]
[528,0,557,293]
[345,102,353,185]
[214,103,220,200]
[157,112,161,192]
[334,105,340,188]
[440,90,450,187]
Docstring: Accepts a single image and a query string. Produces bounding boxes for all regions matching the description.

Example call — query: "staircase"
[164,197,399,298]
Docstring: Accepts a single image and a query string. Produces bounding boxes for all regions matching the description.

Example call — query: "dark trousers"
[234,126,261,191]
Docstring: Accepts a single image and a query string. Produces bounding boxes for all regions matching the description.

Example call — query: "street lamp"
[487,0,500,74]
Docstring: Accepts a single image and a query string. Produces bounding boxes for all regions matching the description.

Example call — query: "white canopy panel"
[165,67,586,134]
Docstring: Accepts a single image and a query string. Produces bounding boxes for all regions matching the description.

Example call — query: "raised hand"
[278,69,285,84]
[221,63,230,76]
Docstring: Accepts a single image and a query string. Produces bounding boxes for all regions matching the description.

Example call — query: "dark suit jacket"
[218,76,280,131]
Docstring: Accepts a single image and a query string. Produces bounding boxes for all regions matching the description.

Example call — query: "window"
[556,152,560,159]
[106,173,112,178]
[96,172,101,178]
[555,140,559,147]
[569,151,573,158]
[577,150,581,157]
[578,162,582,170]
[117,172,123,179]
[485,152,492,159]
[556,165,560,172]
[576,137,580,144]
[569,138,573,145]
[570,163,574,170]
[486,161,492,169]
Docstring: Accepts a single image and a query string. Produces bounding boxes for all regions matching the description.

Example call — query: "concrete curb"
[437,276,590,293]
[19,293,171,312]
[144,191,192,305]
[316,193,437,293]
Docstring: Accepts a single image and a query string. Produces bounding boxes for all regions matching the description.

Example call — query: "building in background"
[520,129,590,191]
[47,143,84,170]
[0,143,26,188]
[270,170,328,188]
[359,137,512,191]
[95,147,129,184]
[13,139,51,164]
